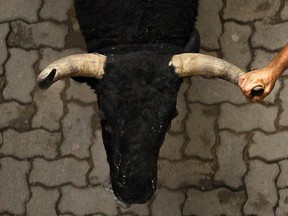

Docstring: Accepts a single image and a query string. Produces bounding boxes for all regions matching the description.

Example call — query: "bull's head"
[37,51,256,206]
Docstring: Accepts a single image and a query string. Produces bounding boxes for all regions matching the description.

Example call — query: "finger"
[238,77,253,97]
[238,74,248,89]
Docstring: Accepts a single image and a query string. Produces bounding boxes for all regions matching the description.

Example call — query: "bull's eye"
[105,122,114,134]
[101,120,114,134]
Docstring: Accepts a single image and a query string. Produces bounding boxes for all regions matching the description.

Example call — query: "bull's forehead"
[96,53,181,129]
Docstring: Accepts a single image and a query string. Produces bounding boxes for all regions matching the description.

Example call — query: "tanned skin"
[239,44,288,101]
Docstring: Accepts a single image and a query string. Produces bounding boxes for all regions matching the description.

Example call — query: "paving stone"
[185,103,217,160]
[251,49,277,70]
[65,16,87,49]
[158,159,214,190]
[151,188,185,216]
[214,131,247,189]
[8,21,68,49]
[59,186,118,216]
[199,50,219,57]
[0,76,5,93]
[276,189,288,216]
[26,186,60,216]
[71,15,81,33]
[0,129,60,159]
[40,0,73,22]
[183,188,245,216]
[279,79,288,126]
[3,48,38,103]
[33,81,65,131]
[219,103,277,132]
[170,81,188,133]
[66,79,97,104]
[35,49,86,127]
[196,0,222,49]
[249,131,288,162]
[0,157,30,215]
[0,0,41,22]
[243,160,279,216]
[0,24,9,75]
[277,160,288,188]
[61,103,94,158]
[220,22,252,70]
[188,77,247,104]
[89,130,110,185]
[223,0,281,22]
[252,21,288,50]
[39,47,84,71]
[159,132,184,160]
[120,203,150,216]
[30,158,90,187]
[283,68,288,76]
[92,214,107,216]
[281,1,288,20]
[0,101,34,130]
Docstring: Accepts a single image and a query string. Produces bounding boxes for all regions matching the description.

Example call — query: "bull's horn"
[37,53,107,89]
[169,53,245,85]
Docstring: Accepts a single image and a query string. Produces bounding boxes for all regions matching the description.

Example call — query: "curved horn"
[37,53,107,89]
[169,53,245,85]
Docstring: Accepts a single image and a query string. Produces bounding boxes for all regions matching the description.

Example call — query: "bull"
[37,0,263,207]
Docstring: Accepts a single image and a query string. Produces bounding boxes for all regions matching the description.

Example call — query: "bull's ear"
[37,53,106,89]
[184,28,200,53]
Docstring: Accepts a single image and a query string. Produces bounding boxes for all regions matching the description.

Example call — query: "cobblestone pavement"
[1,0,288,216]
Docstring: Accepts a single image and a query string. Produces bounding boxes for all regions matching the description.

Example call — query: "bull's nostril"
[102,120,114,134]
[113,181,156,206]
[105,124,114,133]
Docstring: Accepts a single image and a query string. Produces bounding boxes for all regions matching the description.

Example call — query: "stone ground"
[1,0,288,215]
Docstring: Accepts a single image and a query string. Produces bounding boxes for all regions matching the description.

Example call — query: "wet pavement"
[0,0,288,215]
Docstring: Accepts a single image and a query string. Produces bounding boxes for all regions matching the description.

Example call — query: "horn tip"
[37,68,57,89]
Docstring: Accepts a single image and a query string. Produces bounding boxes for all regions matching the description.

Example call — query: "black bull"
[37,0,264,206]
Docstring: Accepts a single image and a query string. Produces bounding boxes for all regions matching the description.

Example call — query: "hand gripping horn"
[169,53,264,97]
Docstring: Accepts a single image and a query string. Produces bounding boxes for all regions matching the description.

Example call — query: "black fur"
[74,0,198,52]
[97,51,181,203]
[73,0,199,204]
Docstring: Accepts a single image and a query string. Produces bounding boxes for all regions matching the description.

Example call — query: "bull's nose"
[113,179,156,205]
[115,187,155,205]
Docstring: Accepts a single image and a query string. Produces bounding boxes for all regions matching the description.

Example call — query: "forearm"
[268,44,288,78]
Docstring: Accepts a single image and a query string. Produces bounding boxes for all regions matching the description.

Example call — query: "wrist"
[267,61,284,78]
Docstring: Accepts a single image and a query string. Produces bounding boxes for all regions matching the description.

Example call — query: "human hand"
[238,66,278,101]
